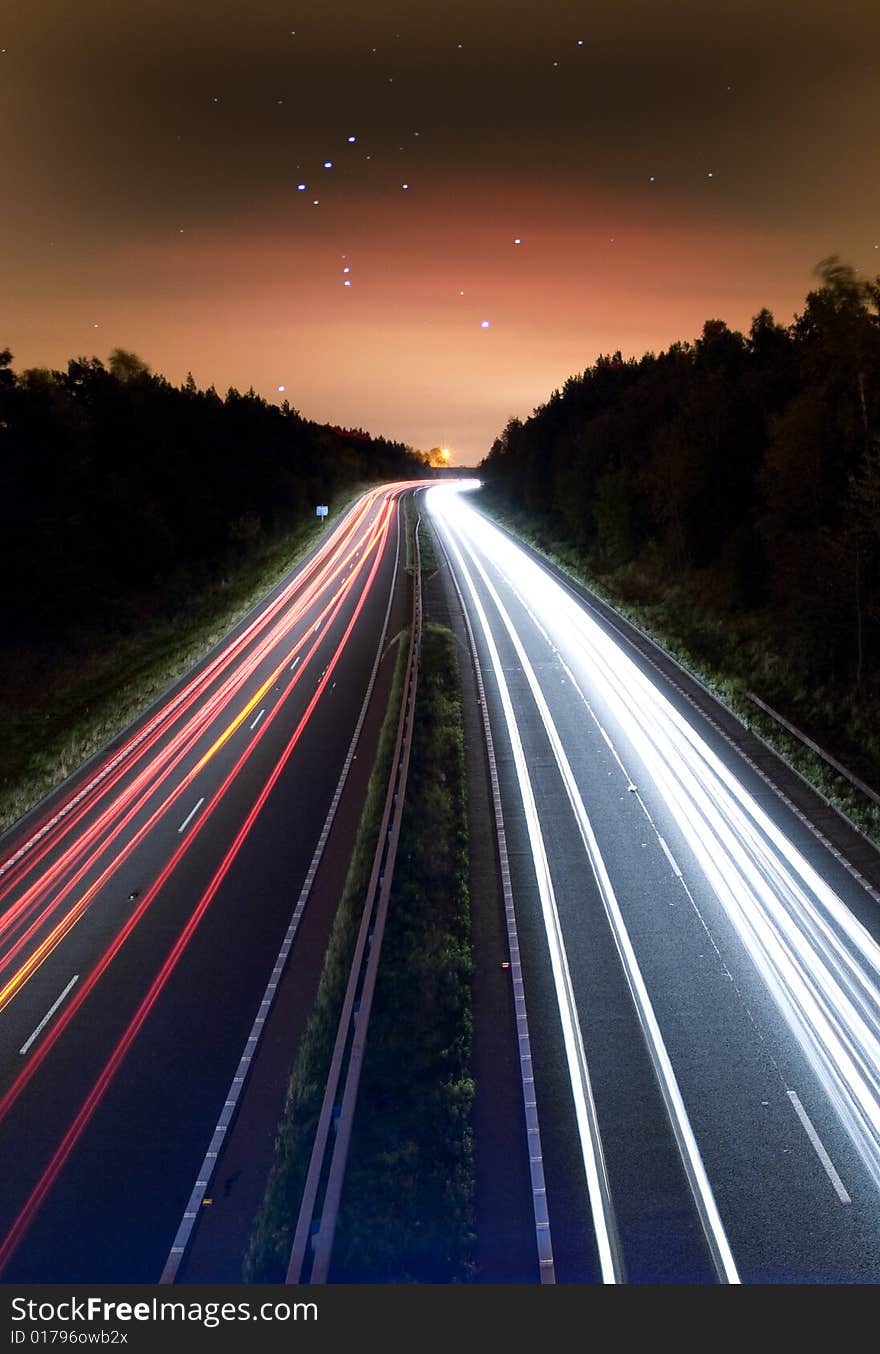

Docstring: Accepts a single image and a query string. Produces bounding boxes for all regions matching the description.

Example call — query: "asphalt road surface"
[427,481,880,1284]
[0,483,411,1281]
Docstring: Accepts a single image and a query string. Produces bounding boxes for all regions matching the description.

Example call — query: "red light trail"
[0,484,410,1274]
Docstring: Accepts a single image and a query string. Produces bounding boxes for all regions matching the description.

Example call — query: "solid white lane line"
[250,708,266,731]
[20,975,80,1055]
[787,1091,851,1204]
[438,521,622,1284]
[439,523,556,1282]
[177,797,205,834]
[447,511,740,1284]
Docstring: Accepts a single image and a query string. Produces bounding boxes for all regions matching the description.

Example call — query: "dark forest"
[480,258,880,791]
[0,349,423,647]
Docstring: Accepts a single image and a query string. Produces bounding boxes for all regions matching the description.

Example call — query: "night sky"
[3,1,879,462]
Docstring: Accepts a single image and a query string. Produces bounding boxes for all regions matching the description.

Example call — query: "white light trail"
[439,523,623,1283]
[428,484,880,1201]
[436,498,739,1282]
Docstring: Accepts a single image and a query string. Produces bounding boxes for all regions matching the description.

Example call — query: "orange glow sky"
[3,1,879,462]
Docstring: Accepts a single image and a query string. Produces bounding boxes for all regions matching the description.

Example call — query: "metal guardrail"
[745,691,880,809]
[285,501,423,1284]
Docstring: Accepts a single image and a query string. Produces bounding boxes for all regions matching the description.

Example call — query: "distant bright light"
[277,385,286,392]
[323,160,333,169]
[297,183,306,190]
[343,266,351,273]
[481,320,490,328]
[514,237,522,244]
[347,135,357,142]
[402,182,409,189]
[343,280,351,287]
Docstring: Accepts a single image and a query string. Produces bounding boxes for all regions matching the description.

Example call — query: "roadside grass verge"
[477,492,880,848]
[330,619,474,1282]
[0,485,373,838]
[242,626,410,1281]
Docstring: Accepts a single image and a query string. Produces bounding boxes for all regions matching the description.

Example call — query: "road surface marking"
[787,1091,851,1203]
[438,522,622,1283]
[19,976,79,1054]
[290,656,301,671]
[250,708,266,731]
[440,503,740,1284]
[177,797,205,834]
[658,836,683,878]
[159,490,404,1286]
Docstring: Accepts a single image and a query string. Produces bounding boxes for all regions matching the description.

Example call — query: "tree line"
[0,349,426,648]
[480,259,880,703]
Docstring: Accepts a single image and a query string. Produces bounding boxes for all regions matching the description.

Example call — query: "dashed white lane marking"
[658,835,683,878]
[787,1090,851,1203]
[177,797,205,834]
[20,975,80,1054]
[249,709,266,731]
[290,656,301,671]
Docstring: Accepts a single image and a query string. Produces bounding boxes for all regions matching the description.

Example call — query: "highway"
[427,481,880,1284]
[0,482,412,1282]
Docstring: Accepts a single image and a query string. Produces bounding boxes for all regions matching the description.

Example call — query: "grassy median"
[330,619,474,1282]
[244,616,475,1282]
[243,625,410,1281]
